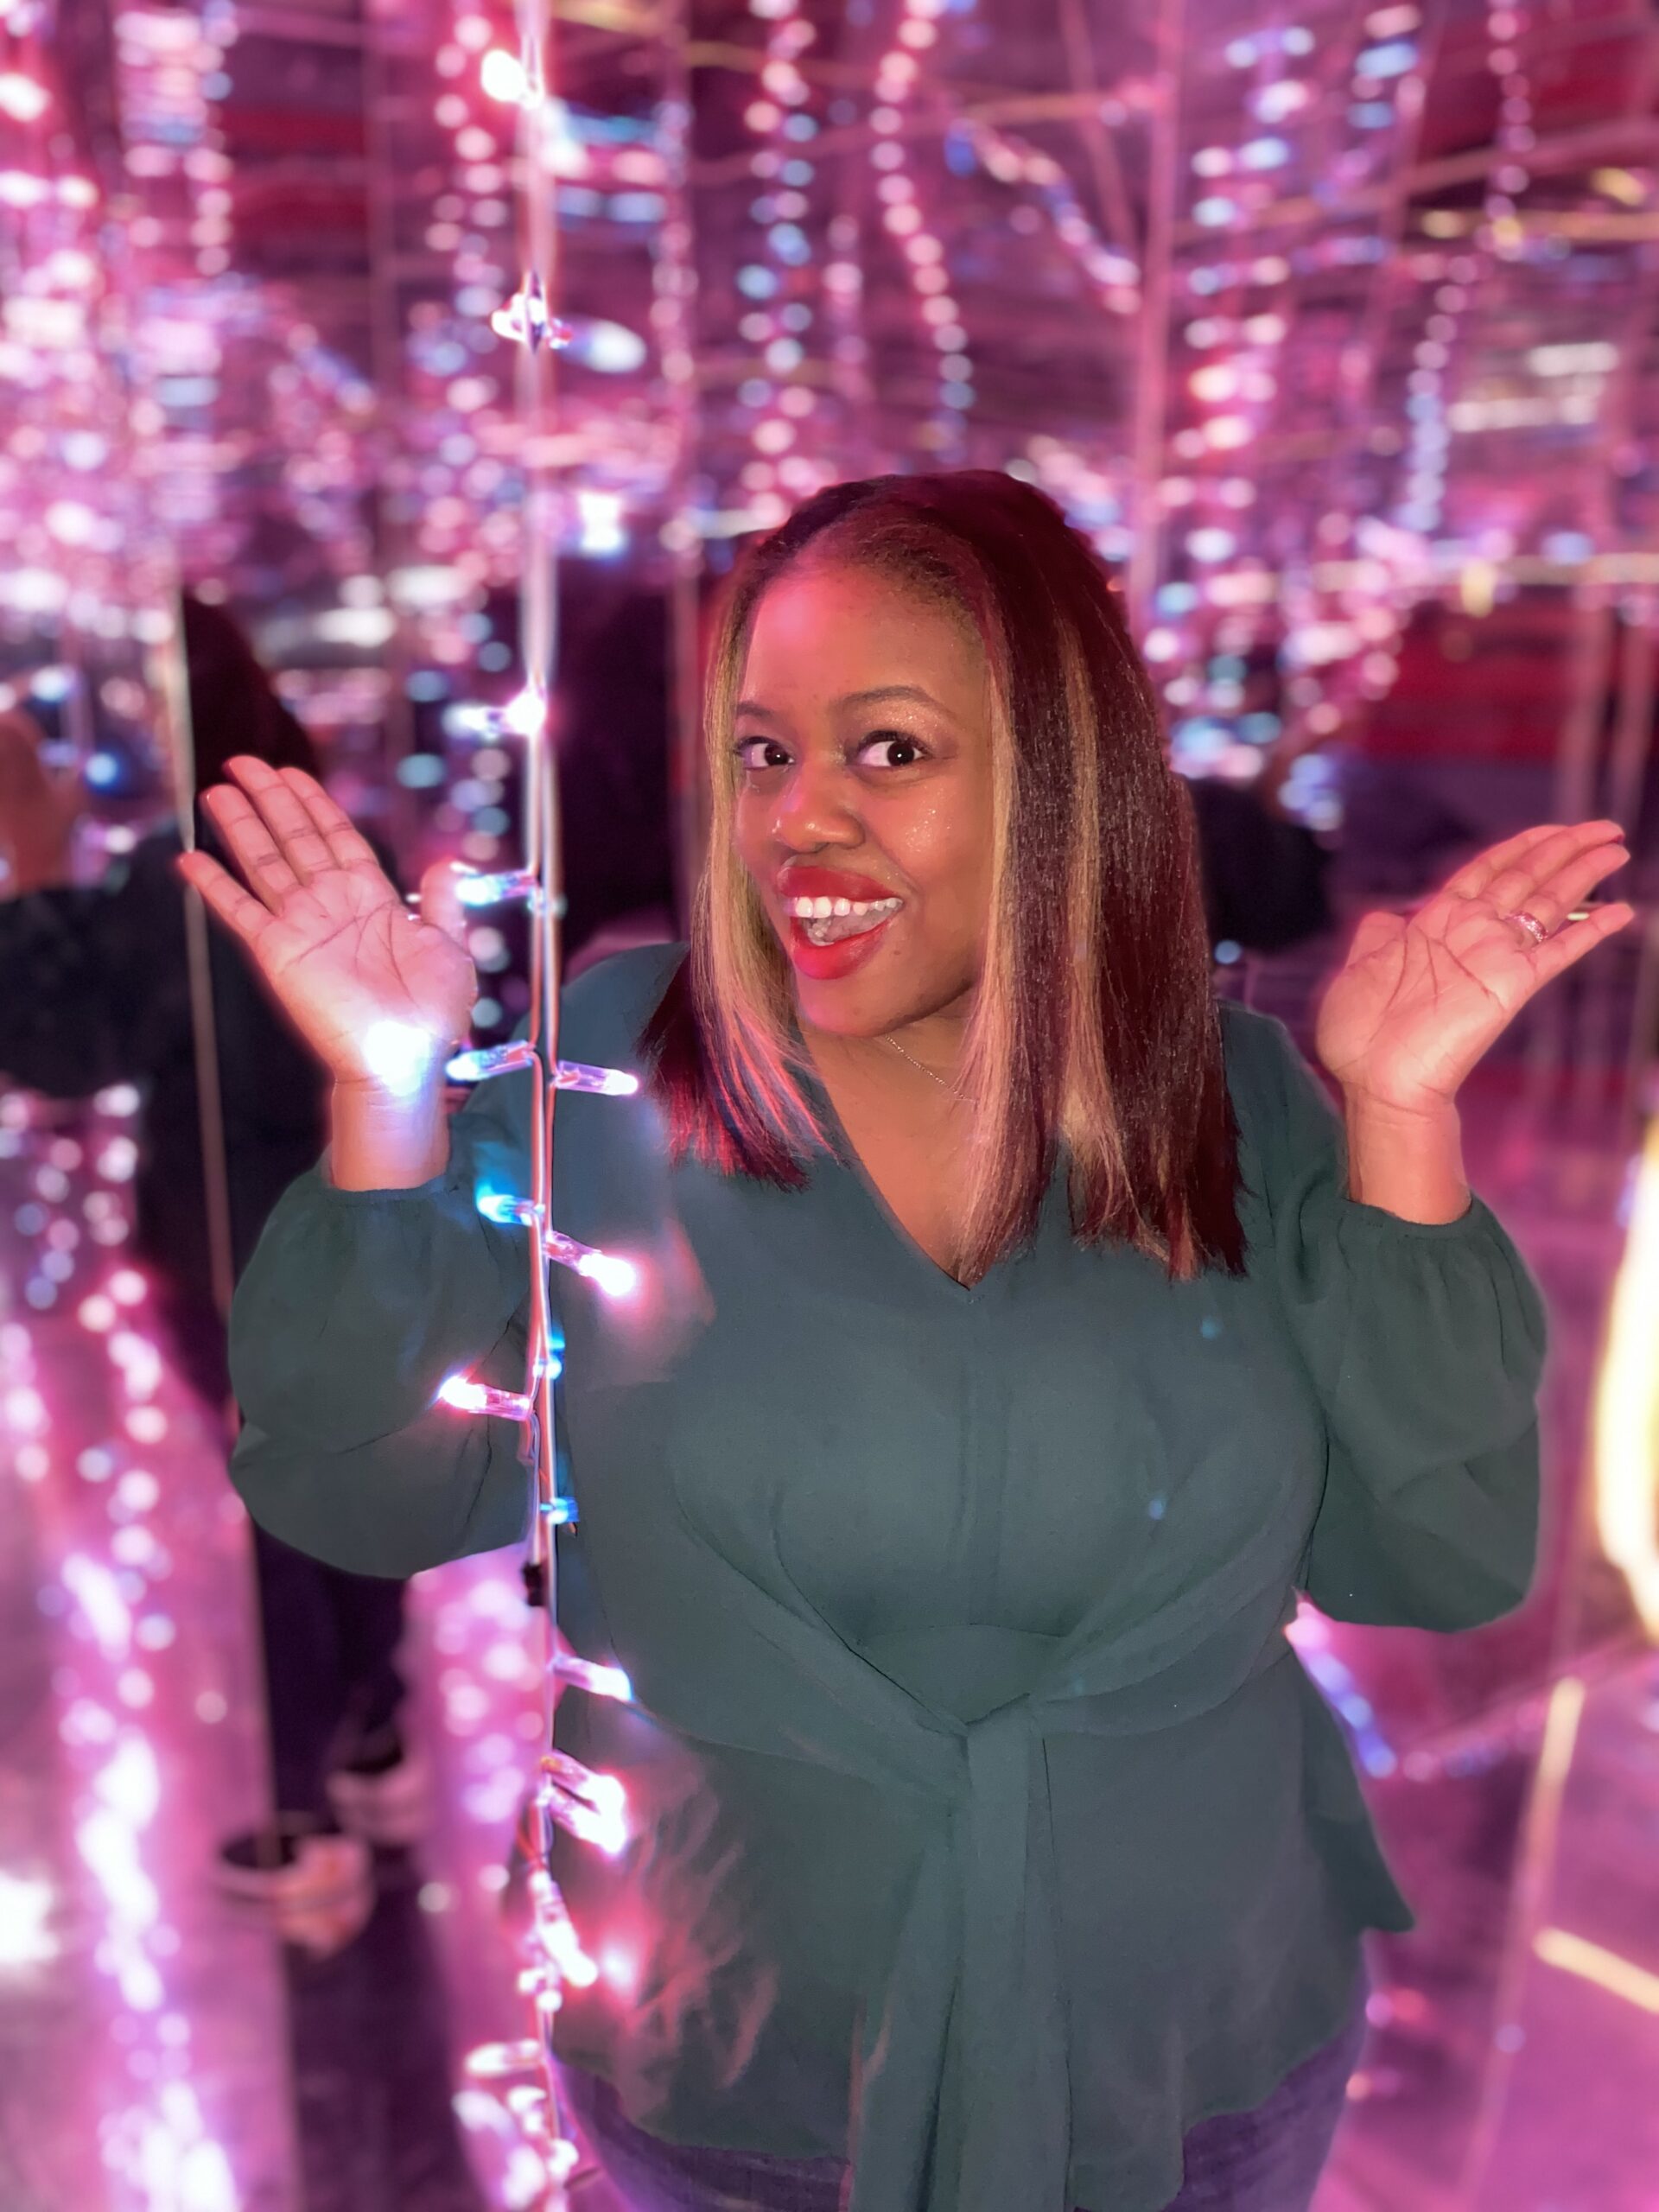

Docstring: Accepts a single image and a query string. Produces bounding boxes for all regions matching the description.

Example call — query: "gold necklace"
[882,1033,957,1094]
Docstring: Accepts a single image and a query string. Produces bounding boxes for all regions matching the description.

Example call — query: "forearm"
[1342,1092,1469,1224]
[231,1394,531,1576]
[327,1077,450,1190]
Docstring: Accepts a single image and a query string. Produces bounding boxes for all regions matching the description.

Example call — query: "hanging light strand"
[433,3,632,2202]
[869,0,975,452]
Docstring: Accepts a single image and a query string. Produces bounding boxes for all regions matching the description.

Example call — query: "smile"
[785,893,905,947]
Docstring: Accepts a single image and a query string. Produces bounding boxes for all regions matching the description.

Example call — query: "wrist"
[1338,1085,1461,1134]
[1342,1089,1468,1223]
[328,1076,449,1192]
[331,1067,448,1106]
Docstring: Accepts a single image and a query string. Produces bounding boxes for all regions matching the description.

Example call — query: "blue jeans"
[556,1979,1369,2212]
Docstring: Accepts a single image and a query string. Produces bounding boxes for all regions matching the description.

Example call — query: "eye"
[734,735,791,772]
[857,730,928,770]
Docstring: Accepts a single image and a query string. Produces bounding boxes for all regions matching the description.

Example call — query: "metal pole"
[1126,0,1183,638]
[1573,607,1655,1116]
[1525,595,1615,1113]
[658,0,706,933]
[1055,0,1137,259]
[361,3,423,863]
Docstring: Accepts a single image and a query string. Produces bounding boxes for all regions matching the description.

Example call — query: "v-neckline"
[794,1045,983,1302]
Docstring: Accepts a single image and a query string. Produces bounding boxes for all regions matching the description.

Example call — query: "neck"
[798,995,973,1091]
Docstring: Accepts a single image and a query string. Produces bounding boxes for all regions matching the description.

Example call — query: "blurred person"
[185,477,1632,2212]
[558,584,677,965]
[1188,772,1332,956]
[0,595,426,1916]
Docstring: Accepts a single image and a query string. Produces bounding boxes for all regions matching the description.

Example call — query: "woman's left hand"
[1315,820,1635,1116]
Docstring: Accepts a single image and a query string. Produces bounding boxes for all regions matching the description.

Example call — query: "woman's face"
[731,562,995,1039]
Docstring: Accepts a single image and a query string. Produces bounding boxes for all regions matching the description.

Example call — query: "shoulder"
[1217,998,1297,1098]
[1217,999,1339,1174]
[560,940,688,1065]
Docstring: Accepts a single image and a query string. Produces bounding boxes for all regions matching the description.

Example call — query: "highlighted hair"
[643,471,1243,1283]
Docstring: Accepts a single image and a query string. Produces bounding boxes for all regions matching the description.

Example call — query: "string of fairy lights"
[425,3,643,2200]
[732,0,834,512]
[963,118,1140,321]
[1143,9,1433,814]
[870,0,976,454]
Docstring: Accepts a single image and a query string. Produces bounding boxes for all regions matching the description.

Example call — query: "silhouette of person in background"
[556,584,678,967]
[0,595,427,1919]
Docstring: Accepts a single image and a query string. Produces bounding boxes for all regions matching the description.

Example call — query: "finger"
[1523,900,1636,987]
[221,755,339,882]
[1481,821,1625,917]
[176,848,281,951]
[199,783,307,910]
[418,858,474,950]
[1498,838,1629,934]
[1440,823,1573,902]
[279,767,387,874]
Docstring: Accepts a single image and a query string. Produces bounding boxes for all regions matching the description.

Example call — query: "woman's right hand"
[176,756,478,1098]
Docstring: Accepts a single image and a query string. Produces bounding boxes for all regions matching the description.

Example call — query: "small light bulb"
[578,1252,639,1300]
[503,687,546,737]
[479,48,525,102]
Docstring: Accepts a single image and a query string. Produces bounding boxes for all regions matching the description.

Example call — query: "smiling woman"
[188,467,1630,2212]
[644,472,1236,1287]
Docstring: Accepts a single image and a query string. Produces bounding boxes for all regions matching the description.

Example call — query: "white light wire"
[443,2,626,2198]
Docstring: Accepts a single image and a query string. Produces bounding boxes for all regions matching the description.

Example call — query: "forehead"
[739,563,985,706]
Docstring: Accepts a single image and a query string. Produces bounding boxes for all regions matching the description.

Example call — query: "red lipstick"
[786,916,898,980]
[775,863,905,982]
[777,864,897,902]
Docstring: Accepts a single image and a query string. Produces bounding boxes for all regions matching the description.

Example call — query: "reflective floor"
[2,1060,1656,2212]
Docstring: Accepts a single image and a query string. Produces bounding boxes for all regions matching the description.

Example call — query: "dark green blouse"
[228,944,1545,2212]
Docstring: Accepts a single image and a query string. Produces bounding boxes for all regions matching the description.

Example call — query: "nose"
[769,752,861,854]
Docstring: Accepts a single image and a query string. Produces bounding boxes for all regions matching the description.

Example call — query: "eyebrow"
[734,683,944,715]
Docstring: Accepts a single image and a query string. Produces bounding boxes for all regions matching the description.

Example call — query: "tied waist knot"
[597,1482,1312,2212]
[844,1700,1069,2212]
[844,1619,1296,2212]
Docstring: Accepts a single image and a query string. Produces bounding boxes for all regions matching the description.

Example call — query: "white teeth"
[785,893,903,919]
[790,892,906,947]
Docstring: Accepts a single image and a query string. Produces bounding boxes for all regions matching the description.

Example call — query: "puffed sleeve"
[1223,1004,1548,1630]
[226,941,685,1580]
[226,1046,538,1578]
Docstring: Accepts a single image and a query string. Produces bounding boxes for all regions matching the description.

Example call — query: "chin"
[785,943,969,1041]
[793,979,901,1039]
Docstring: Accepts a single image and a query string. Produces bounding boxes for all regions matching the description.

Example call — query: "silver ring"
[1502,908,1549,947]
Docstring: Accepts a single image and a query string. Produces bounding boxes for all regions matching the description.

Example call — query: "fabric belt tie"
[845,1701,1066,2212]
[844,1621,1294,2212]
[590,1457,1309,2212]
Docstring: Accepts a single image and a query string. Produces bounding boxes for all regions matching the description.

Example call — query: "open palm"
[1315,820,1634,1115]
[177,756,477,1090]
